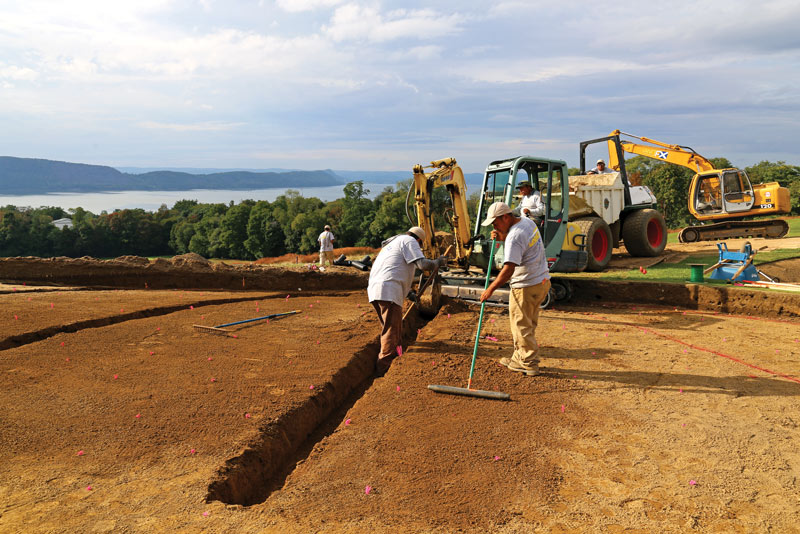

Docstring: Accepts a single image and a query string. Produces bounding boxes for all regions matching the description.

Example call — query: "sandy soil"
[1,256,799,533]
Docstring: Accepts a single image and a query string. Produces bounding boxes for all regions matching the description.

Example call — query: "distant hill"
[0,157,343,194]
[334,169,484,186]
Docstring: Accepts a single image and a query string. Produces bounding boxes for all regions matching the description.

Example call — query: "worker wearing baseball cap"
[368,226,446,376]
[514,180,545,222]
[480,202,550,376]
[318,224,336,267]
[588,159,612,175]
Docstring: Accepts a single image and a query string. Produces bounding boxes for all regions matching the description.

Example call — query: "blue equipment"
[706,242,760,282]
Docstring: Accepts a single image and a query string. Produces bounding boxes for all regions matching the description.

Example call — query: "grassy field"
[567,248,799,284]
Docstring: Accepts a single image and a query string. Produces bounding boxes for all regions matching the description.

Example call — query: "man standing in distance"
[368,227,446,376]
[479,202,551,376]
[318,225,335,267]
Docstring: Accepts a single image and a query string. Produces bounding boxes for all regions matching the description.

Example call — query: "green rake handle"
[467,238,497,389]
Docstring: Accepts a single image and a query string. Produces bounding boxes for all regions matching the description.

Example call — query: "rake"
[428,238,510,401]
[193,310,300,334]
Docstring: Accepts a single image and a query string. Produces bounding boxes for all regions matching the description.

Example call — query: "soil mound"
[0,255,369,291]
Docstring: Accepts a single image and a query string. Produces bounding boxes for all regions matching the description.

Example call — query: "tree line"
[1,160,797,260]
[0,180,457,260]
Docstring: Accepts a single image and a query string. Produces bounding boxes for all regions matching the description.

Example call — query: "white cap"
[408,226,426,241]
[481,202,512,226]
[596,159,605,164]
[324,224,331,230]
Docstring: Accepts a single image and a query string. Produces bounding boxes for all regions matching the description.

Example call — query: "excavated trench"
[205,306,432,507]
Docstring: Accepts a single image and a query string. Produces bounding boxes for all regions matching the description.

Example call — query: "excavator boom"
[609,130,716,173]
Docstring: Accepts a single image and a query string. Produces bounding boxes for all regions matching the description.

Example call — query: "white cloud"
[323,4,465,42]
[275,0,345,12]
[139,120,244,131]
[0,64,39,81]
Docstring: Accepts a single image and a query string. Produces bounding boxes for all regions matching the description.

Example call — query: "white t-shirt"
[318,230,335,252]
[503,217,550,288]
[367,235,425,306]
[590,166,613,174]
[520,191,545,218]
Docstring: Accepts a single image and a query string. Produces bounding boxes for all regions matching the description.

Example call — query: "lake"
[0,184,399,213]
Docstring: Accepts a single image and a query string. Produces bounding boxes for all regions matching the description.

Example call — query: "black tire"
[622,209,668,257]
[551,278,573,302]
[678,227,699,243]
[575,217,613,272]
[540,287,554,309]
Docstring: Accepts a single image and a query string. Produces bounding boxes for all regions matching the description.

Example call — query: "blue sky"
[1,0,798,174]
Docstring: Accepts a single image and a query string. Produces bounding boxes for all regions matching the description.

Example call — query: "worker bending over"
[479,202,551,376]
[368,227,446,376]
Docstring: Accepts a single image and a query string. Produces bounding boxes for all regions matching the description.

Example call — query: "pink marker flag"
[364,485,372,495]
[396,346,403,357]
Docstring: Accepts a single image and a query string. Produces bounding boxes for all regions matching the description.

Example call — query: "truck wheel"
[575,217,613,272]
[622,209,667,257]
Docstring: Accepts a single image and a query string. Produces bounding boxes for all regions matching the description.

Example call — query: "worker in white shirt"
[367,226,446,376]
[514,180,545,224]
[317,225,335,266]
[587,159,613,174]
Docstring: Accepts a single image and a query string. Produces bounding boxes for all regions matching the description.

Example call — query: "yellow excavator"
[598,130,791,242]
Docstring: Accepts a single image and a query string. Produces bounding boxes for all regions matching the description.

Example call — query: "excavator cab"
[692,170,755,215]
[472,156,587,274]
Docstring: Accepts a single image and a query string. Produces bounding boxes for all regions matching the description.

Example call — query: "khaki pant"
[508,279,551,367]
[319,250,335,266]
[371,300,403,365]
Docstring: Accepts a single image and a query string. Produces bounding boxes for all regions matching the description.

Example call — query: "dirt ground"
[1,256,800,533]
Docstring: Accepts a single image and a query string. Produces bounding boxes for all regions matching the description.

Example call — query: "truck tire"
[575,217,613,272]
[622,209,667,257]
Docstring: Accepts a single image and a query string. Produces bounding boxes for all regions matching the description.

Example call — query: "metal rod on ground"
[194,310,300,333]
[428,238,510,401]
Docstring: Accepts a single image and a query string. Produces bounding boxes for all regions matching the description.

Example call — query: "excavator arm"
[608,130,716,173]
[412,158,473,265]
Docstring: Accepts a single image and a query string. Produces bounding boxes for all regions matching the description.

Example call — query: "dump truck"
[573,134,670,271]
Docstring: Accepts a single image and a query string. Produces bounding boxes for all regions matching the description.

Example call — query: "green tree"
[642,164,694,228]
[219,202,253,259]
[338,181,375,246]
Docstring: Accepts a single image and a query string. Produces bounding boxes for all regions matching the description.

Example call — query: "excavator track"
[678,219,789,243]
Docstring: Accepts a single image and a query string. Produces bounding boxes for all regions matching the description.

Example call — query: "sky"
[1,0,798,174]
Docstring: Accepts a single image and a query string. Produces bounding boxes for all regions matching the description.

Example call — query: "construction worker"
[514,180,546,223]
[318,225,335,266]
[479,202,551,376]
[587,159,613,174]
[368,226,446,376]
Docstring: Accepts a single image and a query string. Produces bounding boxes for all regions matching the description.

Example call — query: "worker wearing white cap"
[318,224,336,266]
[480,202,550,376]
[588,159,612,174]
[368,226,446,376]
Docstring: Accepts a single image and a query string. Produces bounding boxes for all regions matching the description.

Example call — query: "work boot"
[498,357,539,376]
[374,356,394,378]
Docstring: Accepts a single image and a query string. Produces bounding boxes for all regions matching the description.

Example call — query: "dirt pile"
[0,255,369,291]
